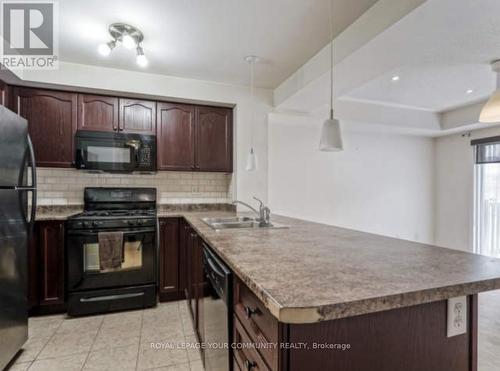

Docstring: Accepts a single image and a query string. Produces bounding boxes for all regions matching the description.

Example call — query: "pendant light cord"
[329,0,334,119]
[250,59,255,152]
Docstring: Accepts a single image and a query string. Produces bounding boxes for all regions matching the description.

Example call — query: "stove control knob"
[127,220,136,226]
[92,221,102,227]
[83,221,92,228]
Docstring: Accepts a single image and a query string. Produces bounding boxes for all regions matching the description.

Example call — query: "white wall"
[268,113,435,244]
[20,62,272,206]
[434,127,500,252]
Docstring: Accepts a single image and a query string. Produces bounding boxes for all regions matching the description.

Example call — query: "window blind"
[471,136,500,164]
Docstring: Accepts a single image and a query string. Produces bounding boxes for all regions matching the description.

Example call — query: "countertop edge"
[278,279,500,324]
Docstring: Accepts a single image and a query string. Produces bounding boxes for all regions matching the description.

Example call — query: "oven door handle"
[67,228,156,236]
[80,292,144,302]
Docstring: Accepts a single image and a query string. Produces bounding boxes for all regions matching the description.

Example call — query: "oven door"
[75,132,139,172]
[66,227,156,292]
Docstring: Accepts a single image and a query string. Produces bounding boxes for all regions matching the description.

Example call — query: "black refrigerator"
[0,105,36,370]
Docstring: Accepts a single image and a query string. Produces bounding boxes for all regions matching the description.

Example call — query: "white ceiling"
[274,0,500,136]
[341,0,500,113]
[346,63,495,112]
[58,0,378,89]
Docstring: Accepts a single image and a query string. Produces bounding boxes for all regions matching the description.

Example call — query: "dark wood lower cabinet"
[29,221,66,314]
[232,275,478,371]
[159,218,182,301]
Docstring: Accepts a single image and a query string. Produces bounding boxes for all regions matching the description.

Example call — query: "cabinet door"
[157,102,196,171]
[190,232,198,323]
[13,87,77,167]
[0,79,11,108]
[77,94,118,132]
[159,218,180,299]
[196,106,233,172]
[179,219,189,295]
[192,234,204,341]
[119,98,156,134]
[37,221,65,306]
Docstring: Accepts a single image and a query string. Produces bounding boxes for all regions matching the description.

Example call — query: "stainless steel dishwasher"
[202,243,233,371]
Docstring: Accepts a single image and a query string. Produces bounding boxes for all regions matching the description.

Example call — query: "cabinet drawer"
[234,279,278,369]
[234,317,271,371]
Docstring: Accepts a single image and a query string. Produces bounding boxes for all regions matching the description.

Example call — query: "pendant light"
[245,55,259,171]
[480,60,500,123]
[319,0,343,152]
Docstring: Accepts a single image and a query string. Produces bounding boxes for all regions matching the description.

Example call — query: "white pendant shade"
[480,60,500,123]
[245,148,257,171]
[480,90,500,123]
[319,115,343,152]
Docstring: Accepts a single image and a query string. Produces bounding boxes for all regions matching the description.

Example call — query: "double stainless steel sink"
[201,216,288,231]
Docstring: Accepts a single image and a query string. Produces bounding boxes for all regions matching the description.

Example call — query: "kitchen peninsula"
[35,207,500,371]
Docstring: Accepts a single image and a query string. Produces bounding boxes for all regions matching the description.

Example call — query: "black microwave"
[75,130,156,173]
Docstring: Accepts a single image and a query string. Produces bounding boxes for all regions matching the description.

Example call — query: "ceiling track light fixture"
[98,23,148,67]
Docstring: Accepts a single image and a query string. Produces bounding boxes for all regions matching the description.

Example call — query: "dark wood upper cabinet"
[11,84,233,171]
[13,87,77,167]
[196,106,233,172]
[77,94,119,132]
[36,221,65,307]
[157,102,196,171]
[119,98,156,134]
[159,218,180,300]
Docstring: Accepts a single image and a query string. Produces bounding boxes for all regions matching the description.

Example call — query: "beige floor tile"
[83,344,138,371]
[37,330,97,359]
[181,315,195,337]
[479,290,500,370]
[56,315,103,334]
[15,336,51,363]
[141,320,185,342]
[28,316,63,339]
[184,336,202,362]
[101,310,143,330]
[7,362,32,371]
[189,360,205,371]
[143,309,181,328]
[92,325,141,351]
[29,353,88,371]
[137,341,189,370]
[150,362,192,371]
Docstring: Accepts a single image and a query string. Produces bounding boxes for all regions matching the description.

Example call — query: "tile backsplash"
[36,168,232,205]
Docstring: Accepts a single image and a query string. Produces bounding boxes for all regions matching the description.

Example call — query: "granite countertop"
[35,205,500,324]
[182,212,500,324]
[36,205,83,220]
[35,203,235,221]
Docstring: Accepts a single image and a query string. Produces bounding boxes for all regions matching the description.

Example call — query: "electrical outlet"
[447,296,467,337]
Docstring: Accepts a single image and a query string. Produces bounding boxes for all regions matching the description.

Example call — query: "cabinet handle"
[245,305,257,319]
[244,359,257,371]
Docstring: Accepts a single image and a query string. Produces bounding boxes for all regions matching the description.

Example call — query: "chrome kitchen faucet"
[232,197,271,227]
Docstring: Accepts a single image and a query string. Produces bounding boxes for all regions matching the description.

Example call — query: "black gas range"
[66,188,158,316]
